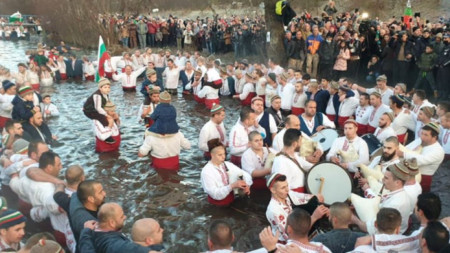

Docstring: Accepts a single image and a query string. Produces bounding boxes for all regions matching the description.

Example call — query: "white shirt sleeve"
[321,113,336,128]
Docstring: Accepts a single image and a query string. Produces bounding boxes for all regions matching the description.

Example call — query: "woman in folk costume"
[198,61,222,109]
[93,101,121,152]
[200,138,253,206]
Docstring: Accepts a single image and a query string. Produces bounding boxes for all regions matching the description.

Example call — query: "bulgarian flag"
[95,36,110,82]
[403,0,413,29]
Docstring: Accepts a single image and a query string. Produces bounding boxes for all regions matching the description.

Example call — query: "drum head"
[361,134,382,155]
[311,129,338,151]
[306,162,352,205]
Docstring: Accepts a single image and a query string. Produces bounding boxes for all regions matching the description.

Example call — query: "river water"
[0,39,269,252]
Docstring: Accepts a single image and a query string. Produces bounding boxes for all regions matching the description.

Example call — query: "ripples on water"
[0,40,268,252]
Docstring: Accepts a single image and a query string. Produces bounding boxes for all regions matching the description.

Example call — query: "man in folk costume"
[198,104,227,160]
[367,92,392,134]
[352,159,413,235]
[198,61,222,109]
[353,75,393,106]
[273,115,300,152]
[228,106,266,167]
[271,129,315,193]
[327,119,369,175]
[355,93,373,136]
[390,94,416,144]
[200,139,252,206]
[277,72,295,117]
[373,112,397,143]
[188,69,204,104]
[162,58,182,95]
[241,131,275,191]
[433,112,450,194]
[0,209,27,252]
[265,73,278,108]
[299,100,335,137]
[411,89,435,118]
[337,85,359,128]
[291,81,307,116]
[180,60,195,94]
[139,84,160,129]
[306,79,330,114]
[265,173,327,245]
[266,95,286,133]
[398,122,445,192]
[138,93,191,170]
[414,106,434,140]
[324,81,340,123]
[357,136,400,193]
[93,101,121,152]
[251,96,277,147]
[218,67,235,96]
[233,70,245,96]
[233,72,256,106]
[113,64,146,91]
[12,63,29,86]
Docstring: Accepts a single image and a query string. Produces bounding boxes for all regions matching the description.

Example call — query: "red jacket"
[148,22,159,34]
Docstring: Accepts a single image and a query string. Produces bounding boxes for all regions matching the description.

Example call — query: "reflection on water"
[0,40,268,252]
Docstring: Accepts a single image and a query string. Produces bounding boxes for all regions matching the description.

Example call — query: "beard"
[381,151,396,162]
[379,123,387,129]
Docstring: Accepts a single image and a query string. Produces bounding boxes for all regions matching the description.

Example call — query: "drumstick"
[318,177,325,194]
[378,184,385,196]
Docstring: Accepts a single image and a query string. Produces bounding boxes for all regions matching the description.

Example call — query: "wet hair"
[417,193,441,221]
[24,232,56,250]
[376,208,401,234]
[77,180,101,204]
[27,141,46,159]
[248,131,262,141]
[39,151,59,170]
[283,129,301,147]
[286,209,310,237]
[414,89,426,101]
[239,106,255,122]
[208,220,233,248]
[384,136,399,146]
[422,125,439,138]
[422,221,449,252]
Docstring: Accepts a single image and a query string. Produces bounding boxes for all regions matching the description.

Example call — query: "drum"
[311,129,338,152]
[361,134,382,156]
[306,162,352,205]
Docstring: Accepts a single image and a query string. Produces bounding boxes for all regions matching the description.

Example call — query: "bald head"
[285,115,300,130]
[131,218,163,245]
[65,165,85,187]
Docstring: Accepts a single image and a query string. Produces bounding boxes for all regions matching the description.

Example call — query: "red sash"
[326,114,336,121]
[122,86,136,92]
[31,83,40,91]
[207,192,234,206]
[95,135,121,153]
[105,72,113,79]
[251,178,268,191]
[291,107,305,116]
[241,92,256,106]
[338,116,350,128]
[18,199,32,218]
[357,123,368,136]
[53,230,67,248]
[420,175,432,193]
[60,73,68,80]
[145,118,154,128]
[292,187,305,193]
[397,133,407,144]
[205,98,220,109]
[121,67,126,73]
[367,125,376,134]
[85,75,95,81]
[194,95,205,104]
[151,155,180,170]
[0,116,10,129]
[230,155,242,168]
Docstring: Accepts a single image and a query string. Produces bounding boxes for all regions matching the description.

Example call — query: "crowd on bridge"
[0,0,450,252]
